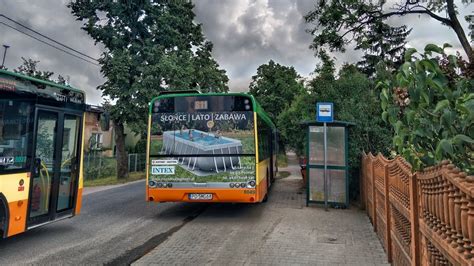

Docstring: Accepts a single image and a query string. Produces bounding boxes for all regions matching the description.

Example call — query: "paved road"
[0,156,388,265]
[0,181,207,265]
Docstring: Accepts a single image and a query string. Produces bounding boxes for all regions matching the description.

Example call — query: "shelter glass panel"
[308,126,345,166]
[308,168,346,203]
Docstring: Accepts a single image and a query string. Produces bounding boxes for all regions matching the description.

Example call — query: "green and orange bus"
[146,92,277,203]
[0,69,85,238]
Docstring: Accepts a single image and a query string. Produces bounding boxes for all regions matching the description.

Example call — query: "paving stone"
[134,153,387,265]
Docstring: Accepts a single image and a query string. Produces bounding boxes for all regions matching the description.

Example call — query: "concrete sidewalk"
[134,154,388,265]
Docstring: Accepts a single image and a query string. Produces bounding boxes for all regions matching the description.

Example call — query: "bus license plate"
[189,193,213,200]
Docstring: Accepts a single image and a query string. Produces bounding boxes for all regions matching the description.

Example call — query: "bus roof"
[149,92,276,129]
[0,68,84,92]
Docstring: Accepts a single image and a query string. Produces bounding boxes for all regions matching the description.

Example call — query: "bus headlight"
[157,183,163,188]
[229,183,235,188]
[149,180,156,187]
[234,183,240,188]
[241,183,246,188]
[167,183,173,188]
[248,181,256,187]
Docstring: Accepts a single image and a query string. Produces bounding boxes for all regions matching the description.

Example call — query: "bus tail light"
[148,180,157,187]
[248,181,256,187]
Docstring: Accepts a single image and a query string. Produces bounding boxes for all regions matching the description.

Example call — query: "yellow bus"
[146,92,277,203]
[0,69,85,238]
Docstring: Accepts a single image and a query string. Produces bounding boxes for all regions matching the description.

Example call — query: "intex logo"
[151,166,175,175]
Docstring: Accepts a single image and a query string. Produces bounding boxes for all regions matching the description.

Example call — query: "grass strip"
[84,172,145,187]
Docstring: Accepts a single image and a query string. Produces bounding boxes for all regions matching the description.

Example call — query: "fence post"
[371,155,377,232]
[360,155,366,210]
[98,154,102,178]
[135,154,138,172]
[384,161,392,263]
[128,154,131,173]
[410,172,420,266]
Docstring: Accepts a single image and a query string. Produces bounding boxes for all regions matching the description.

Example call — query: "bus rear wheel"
[262,174,270,203]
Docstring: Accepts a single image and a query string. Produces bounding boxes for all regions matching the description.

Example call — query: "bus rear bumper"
[147,188,261,203]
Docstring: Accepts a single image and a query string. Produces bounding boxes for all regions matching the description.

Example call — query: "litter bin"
[299,157,307,187]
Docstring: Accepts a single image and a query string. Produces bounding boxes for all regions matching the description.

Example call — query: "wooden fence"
[361,152,474,266]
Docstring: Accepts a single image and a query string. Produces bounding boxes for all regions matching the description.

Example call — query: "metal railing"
[83,153,145,180]
[128,153,146,173]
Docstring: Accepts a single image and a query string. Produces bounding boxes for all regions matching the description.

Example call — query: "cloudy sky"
[0,0,472,104]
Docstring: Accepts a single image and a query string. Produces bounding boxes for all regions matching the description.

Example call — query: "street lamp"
[1,44,10,69]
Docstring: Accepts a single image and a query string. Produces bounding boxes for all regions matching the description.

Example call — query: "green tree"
[249,60,304,120]
[355,21,411,77]
[57,75,67,85]
[304,0,473,63]
[14,57,68,84]
[277,92,313,155]
[191,41,229,92]
[279,55,392,200]
[69,1,228,178]
[380,44,473,173]
[14,57,54,81]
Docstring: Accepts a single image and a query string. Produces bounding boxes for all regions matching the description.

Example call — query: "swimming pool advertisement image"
[150,111,256,183]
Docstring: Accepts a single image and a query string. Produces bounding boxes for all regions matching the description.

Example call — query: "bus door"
[27,107,82,227]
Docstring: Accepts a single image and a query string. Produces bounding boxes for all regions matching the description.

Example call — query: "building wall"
[84,110,141,157]
[84,111,114,156]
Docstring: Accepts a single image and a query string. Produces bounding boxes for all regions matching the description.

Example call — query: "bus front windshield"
[149,95,256,184]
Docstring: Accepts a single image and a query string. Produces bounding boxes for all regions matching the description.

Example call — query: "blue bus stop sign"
[316,102,334,123]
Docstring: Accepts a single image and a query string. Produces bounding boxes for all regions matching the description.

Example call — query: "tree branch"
[377,10,451,26]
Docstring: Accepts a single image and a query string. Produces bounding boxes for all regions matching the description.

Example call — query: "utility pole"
[1,45,10,69]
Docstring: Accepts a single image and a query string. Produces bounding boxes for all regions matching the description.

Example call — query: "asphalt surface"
[0,181,208,265]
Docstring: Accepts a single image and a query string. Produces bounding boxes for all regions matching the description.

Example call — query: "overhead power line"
[0,14,99,62]
[0,14,100,66]
[0,22,100,66]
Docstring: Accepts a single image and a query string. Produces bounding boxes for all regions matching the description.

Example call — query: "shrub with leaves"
[380,44,473,173]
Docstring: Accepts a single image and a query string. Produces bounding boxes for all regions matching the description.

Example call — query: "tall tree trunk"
[114,120,128,179]
[447,0,473,63]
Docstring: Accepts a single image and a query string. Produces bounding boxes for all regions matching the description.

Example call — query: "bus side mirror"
[100,112,110,131]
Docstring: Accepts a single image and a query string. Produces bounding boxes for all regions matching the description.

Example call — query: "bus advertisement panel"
[149,95,256,188]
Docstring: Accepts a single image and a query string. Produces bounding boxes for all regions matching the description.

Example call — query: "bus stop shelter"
[301,121,354,208]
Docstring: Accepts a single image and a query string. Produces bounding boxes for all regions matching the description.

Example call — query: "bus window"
[149,95,256,185]
[57,115,81,212]
[0,99,33,171]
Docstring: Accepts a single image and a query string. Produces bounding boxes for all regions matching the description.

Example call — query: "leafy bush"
[279,63,393,200]
[84,155,117,180]
[380,44,473,173]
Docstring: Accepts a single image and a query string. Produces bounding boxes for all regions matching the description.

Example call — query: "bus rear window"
[152,95,253,113]
[150,96,255,156]
[0,99,33,171]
